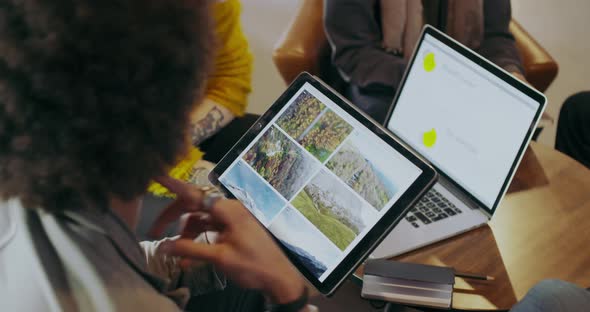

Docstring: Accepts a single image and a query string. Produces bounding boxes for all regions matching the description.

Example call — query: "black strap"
[26,210,79,312]
[265,287,309,312]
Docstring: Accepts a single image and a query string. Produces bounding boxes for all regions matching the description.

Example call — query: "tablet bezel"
[209,73,437,296]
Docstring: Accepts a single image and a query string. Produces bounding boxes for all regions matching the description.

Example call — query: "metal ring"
[198,186,214,193]
[200,186,223,212]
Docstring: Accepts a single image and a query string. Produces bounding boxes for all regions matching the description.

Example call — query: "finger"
[179,258,208,270]
[148,199,185,238]
[541,111,555,123]
[203,198,246,228]
[154,175,197,198]
[179,213,219,239]
[160,239,225,264]
[149,198,202,238]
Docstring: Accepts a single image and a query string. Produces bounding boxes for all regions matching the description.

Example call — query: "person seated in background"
[555,91,590,168]
[324,0,526,124]
[149,0,257,197]
[510,279,590,311]
[0,1,310,311]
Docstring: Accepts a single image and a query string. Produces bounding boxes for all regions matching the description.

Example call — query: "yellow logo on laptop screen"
[423,52,436,72]
[423,128,437,148]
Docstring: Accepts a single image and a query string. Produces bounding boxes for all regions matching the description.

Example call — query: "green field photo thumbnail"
[291,190,356,251]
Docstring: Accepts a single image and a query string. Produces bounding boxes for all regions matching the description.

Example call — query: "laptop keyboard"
[405,189,463,228]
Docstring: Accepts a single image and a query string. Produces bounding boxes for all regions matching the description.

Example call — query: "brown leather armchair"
[273,0,558,93]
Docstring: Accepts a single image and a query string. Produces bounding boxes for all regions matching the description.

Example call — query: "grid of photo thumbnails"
[219,87,415,281]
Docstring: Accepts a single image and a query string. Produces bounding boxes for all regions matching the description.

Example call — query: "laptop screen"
[386,32,540,209]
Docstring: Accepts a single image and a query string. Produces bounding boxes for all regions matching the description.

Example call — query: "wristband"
[265,287,309,312]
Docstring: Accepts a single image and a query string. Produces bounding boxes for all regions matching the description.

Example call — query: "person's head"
[0,0,214,211]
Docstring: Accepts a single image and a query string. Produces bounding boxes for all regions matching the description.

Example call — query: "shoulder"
[0,201,17,249]
[0,201,182,311]
[0,201,62,311]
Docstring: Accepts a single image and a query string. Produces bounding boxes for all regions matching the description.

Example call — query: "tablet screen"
[217,81,424,282]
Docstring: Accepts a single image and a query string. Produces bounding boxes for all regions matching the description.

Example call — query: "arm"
[189,99,234,146]
[477,0,524,75]
[150,177,310,310]
[324,0,407,92]
[140,236,226,294]
[191,0,253,145]
[139,236,226,308]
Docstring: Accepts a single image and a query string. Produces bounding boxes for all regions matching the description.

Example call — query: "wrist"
[264,271,306,304]
[265,282,309,312]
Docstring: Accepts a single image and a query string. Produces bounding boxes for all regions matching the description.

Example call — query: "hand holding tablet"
[151,176,307,305]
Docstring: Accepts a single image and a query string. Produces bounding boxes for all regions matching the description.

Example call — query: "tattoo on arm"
[191,107,225,145]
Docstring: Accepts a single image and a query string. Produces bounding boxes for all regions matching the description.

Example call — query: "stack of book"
[361,260,455,309]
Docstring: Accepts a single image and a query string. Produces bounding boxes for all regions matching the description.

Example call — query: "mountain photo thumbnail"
[268,207,342,279]
[291,170,378,250]
[298,110,353,163]
[276,90,326,140]
[326,137,397,210]
[219,160,286,225]
[243,126,319,200]
[280,240,327,278]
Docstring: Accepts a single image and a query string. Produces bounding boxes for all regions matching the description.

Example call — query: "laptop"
[371,26,547,258]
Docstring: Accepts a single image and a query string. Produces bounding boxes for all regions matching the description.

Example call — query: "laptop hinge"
[437,176,491,218]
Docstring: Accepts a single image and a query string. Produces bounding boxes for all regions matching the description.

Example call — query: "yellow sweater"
[149,0,252,196]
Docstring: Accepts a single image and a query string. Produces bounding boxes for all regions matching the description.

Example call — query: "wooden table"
[356,142,590,310]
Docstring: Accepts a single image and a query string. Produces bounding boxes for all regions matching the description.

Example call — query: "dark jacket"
[324,0,524,92]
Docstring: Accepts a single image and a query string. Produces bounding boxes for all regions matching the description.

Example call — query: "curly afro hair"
[0,0,214,211]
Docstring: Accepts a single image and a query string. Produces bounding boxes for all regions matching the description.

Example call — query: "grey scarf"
[381,0,484,60]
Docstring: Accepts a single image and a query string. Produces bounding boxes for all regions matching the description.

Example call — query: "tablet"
[209,73,437,295]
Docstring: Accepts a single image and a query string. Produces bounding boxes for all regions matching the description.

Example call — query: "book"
[361,260,454,309]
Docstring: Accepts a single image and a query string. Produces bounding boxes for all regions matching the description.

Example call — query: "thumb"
[160,238,224,264]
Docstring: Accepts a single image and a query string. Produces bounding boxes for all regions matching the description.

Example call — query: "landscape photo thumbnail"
[326,134,397,210]
[275,89,353,163]
[269,206,341,279]
[276,90,326,139]
[243,126,319,200]
[298,110,354,163]
[219,160,286,225]
[291,170,379,251]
